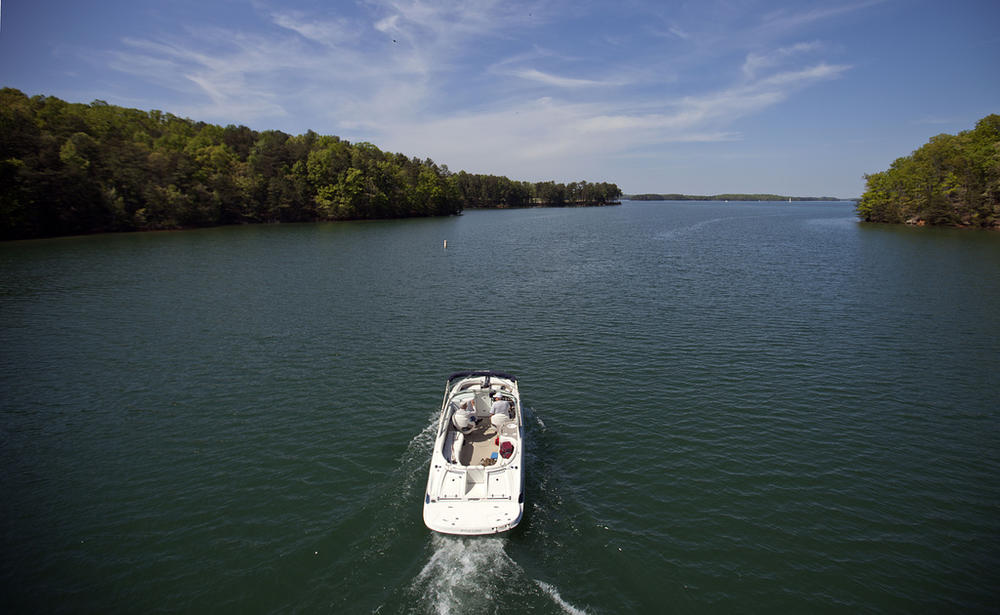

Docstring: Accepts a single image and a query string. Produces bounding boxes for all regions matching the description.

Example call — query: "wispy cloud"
[368,0,532,46]
[378,53,850,178]
[508,68,622,88]
[101,0,855,181]
[647,23,692,41]
[742,42,823,79]
[271,12,360,47]
[109,30,317,121]
[667,25,692,40]
[758,0,888,35]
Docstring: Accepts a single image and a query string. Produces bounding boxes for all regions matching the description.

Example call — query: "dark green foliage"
[453,174,622,209]
[0,88,622,239]
[857,115,1000,228]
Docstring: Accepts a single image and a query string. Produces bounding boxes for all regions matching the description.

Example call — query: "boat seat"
[451,431,465,463]
[490,412,509,431]
[444,429,466,463]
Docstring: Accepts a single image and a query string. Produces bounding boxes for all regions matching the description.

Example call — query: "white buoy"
[443,239,448,249]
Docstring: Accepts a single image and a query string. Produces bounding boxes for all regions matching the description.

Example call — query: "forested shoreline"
[856,114,1000,228]
[0,88,621,240]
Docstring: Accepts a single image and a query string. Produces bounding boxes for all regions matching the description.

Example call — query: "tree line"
[856,114,1000,228]
[0,88,621,239]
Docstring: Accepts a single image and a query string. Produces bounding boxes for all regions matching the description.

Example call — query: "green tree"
[858,114,1000,227]
[0,89,624,239]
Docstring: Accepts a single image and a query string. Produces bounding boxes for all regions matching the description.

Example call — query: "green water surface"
[2,201,998,613]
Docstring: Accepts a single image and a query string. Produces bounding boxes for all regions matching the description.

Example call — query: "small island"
[856,114,1000,229]
[0,88,621,240]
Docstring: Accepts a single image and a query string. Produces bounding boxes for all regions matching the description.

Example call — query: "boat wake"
[654,212,786,241]
[535,580,590,615]
[411,534,511,615]
[407,533,590,615]
[399,412,441,472]
[654,216,733,240]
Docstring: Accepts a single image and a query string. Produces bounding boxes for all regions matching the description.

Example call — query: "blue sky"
[1,0,998,197]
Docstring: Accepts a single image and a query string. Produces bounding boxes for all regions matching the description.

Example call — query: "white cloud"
[370,0,526,45]
[742,42,823,79]
[100,0,854,187]
[374,14,401,35]
[370,43,852,180]
[509,68,619,88]
[271,12,359,46]
[668,26,691,40]
[755,62,850,87]
[109,32,312,122]
[759,0,887,35]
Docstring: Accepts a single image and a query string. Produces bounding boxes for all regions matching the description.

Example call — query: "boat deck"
[458,420,501,466]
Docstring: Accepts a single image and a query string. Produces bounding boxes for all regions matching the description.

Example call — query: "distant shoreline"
[465,199,622,209]
[625,194,855,202]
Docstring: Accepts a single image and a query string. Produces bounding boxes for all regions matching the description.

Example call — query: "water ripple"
[2,203,999,613]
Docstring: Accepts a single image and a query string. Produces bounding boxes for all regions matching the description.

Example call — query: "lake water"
[2,201,999,613]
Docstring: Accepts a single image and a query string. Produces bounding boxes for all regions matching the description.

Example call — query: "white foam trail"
[402,411,443,459]
[654,216,730,240]
[411,534,591,615]
[413,534,512,615]
[394,411,441,498]
[535,580,590,615]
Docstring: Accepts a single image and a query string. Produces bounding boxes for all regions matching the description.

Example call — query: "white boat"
[423,370,525,535]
